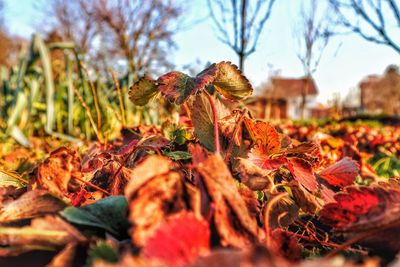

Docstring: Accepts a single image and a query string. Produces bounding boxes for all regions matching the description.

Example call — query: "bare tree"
[42,0,96,53]
[208,0,276,71]
[329,0,400,54]
[85,0,181,78]
[296,0,331,119]
[40,0,182,78]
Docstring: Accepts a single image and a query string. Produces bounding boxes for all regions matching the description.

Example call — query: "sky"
[3,0,400,104]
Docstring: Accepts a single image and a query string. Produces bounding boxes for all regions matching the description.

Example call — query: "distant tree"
[296,0,332,119]
[41,0,182,78]
[329,0,400,54]
[43,0,95,53]
[207,0,276,71]
[0,0,21,67]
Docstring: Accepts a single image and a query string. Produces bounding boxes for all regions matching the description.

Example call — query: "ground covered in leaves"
[0,62,400,267]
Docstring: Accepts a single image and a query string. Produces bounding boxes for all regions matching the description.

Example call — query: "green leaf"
[190,93,230,151]
[60,196,129,239]
[129,77,159,106]
[85,241,118,267]
[163,151,192,161]
[158,71,197,104]
[211,61,253,100]
[162,122,190,145]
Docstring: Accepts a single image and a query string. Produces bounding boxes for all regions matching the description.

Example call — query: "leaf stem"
[203,90,220,155]
[264,192,288,248]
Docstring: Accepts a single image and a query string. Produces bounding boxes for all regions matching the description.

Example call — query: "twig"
[110,69,126,127]
[72,84,103,143]
[203,90,220,155]
[73,176,110,196]
[80,62,102,131]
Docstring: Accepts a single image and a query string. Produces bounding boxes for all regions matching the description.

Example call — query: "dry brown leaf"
[0,215,86,253]
[0,190,67,223]
[237,158,273,190]
[46,242,77,267]
[125,156,199,246]
[195,154,259,248]
[32,147,82,198]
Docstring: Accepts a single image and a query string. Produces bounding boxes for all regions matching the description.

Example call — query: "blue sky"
[4,0,400,104]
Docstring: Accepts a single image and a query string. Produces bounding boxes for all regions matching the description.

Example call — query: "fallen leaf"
[237,158,273,190]
[270,229,302,262]
[317,157,359,187]
[195,154,259,248]
[32,147,82,198]
[125,156,197,246]
[287,158,318,192]
[0,190,67,223]
[143,211,210,267]
[0,215,86,255]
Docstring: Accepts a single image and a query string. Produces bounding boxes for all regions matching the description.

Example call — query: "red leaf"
[143,212,210,267]
[287,158,318,192]
[317,157,359,187]
[320,185,400,231]
[247,153,285,171]
[158,72,197,104]
[244,117,281,155]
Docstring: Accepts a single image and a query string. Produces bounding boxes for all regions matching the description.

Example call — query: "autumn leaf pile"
[0,62,400,267]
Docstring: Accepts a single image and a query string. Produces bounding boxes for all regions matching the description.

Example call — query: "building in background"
[247,77,318,120]
[359,65,400,116]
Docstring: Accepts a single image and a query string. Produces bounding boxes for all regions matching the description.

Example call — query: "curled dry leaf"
[32,147,82,199]
[287,181,320,214]
[237,158,273,190]
[218,110,244,146]
[195,154,259,248]
[0,190,67,223]
[267,192,299,229]
[143,211,210,267]
[125,156,199,246]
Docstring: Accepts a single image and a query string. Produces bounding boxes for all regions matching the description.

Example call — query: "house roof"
[266,77,318,99]
[359,75,380,90]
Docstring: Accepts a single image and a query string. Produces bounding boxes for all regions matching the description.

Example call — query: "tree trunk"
[300,77,310,120]
[239,0,247,71]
